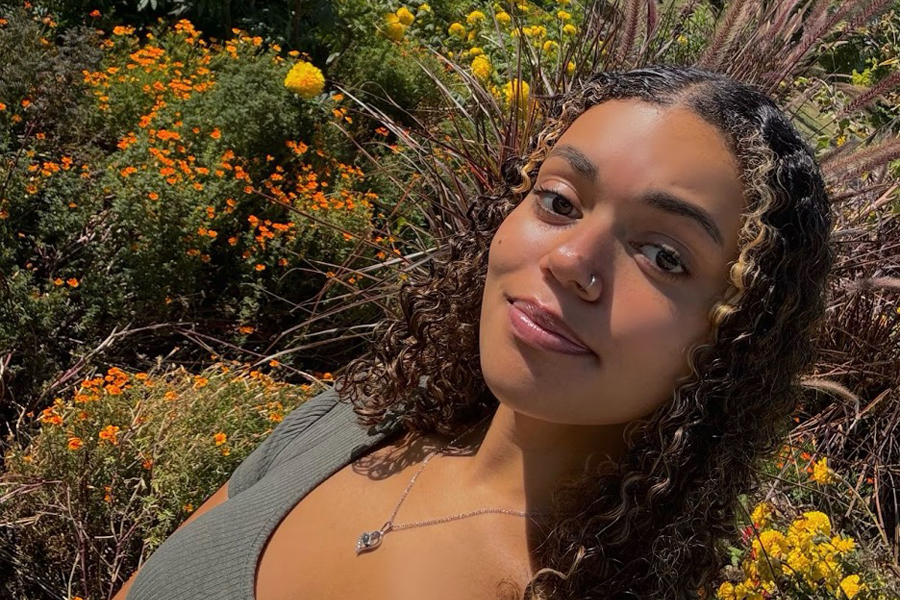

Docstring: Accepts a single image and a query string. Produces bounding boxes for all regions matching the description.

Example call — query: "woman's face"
[479,98,746,425]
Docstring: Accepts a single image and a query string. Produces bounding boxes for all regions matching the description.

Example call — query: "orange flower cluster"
[98,424,121,445]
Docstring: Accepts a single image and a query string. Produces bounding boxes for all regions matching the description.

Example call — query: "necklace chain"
[355,414,553,555]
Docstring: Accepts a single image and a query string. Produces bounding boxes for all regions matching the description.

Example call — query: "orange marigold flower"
[53,278,64,286]
[67,278,79,287]
[210,128,221,139]
[90,9,100,17]
[213,432,227,446]
[67,437,84,451]
[238,325,255,334]
[255,264,266,271]
[193,376,209,388]
[164,391,178,401]
[148,192,159,201]
[98,425,120,445]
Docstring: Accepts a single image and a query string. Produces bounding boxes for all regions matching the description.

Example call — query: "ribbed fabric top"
[126,387,403,600]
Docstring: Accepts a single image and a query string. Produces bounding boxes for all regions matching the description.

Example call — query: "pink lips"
[507,299,593,356]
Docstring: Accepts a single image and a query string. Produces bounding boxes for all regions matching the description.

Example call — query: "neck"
[438,403,629,514]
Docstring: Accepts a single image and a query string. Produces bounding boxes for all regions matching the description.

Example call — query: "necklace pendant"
[355,529,384,555]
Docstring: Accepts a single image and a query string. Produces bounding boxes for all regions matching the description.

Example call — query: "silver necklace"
[355,414,554,555]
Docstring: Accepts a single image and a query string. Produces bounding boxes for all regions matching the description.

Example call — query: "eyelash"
[530,186,692,281]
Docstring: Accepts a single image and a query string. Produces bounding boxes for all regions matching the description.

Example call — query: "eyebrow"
[546,144,725,248]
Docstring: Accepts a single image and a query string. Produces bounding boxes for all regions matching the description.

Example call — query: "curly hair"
[335,65,835,599]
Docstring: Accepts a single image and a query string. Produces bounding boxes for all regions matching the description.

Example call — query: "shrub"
[0,362,325,600]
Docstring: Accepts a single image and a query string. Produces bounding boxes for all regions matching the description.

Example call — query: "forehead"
[551,99,744,209]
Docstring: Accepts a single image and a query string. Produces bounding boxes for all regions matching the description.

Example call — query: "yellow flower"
[284,60,325,100]
[385,18,406,41]
[396,6,415,25]
[677,34,688,45]
[542,40,558,53]
[501,78,530,110]
[467,10,486,25]
[793,511,832,538]
[495,11,510,24]
[417,3,431,12]
[448,22,465,37]
[753,530,788,561]
[467,30,477,42]
[716,581,737,599]
[811,456,835,485]
[213,432,227,446]
[563,23,577,36]
[557,10,571,20]
[750,501,773,528]
[471,55,492,82]
[527,25,546,38]
[566,60,575,75]
[830,535,856,554]
[839,574,862,599]
[469,46,483,55]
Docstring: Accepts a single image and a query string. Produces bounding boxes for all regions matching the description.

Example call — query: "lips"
[508,297,592,353]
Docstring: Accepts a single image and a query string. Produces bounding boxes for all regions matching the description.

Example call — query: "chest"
[254,454,535,600]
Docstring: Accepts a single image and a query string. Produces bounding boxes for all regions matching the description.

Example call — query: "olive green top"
[126,387,402,600]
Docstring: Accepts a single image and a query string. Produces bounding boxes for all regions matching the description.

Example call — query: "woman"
[116,65,833,600]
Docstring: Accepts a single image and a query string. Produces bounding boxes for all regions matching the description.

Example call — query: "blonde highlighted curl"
[336,66,834,599]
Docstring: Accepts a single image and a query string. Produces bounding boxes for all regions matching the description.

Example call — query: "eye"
[531,186,581,219]
[532,186,692,281]
[632,241,691,281]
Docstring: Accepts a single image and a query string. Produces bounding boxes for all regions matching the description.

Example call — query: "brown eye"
[533,187,579,218]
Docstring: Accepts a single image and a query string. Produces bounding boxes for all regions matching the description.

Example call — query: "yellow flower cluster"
[384,6,415,41]
[466,10,486,25]
[718,507,867,600]
[811,456,835,485]
[471,55,492,82]
[284,60,325,100]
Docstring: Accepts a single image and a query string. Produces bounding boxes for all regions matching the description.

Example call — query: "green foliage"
[0,10,386,413]
[0,362,321,600]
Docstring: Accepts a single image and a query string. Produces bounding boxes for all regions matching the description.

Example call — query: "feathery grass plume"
[696,0,753,71]
[821,137,900,181]
[837,70,900,118]
[612,0,643,68]
[800,376,861,405]
[849,276,900,294]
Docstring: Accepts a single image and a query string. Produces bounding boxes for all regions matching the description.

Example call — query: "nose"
[538,222,610,302]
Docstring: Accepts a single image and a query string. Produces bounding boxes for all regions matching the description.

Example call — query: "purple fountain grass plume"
[696,0,753,71]
[645,0,658,41]
[849,276,900,294]
[726,0,806,83]
[800,376,861,406]
[821,137,900,181]
[836,70,900,119]
[613,0,643,68]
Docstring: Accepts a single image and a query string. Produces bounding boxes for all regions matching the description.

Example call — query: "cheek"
[488,207,543,274]
[608,288,706,379]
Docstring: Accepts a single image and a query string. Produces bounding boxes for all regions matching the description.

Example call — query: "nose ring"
[578,274,597,293]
